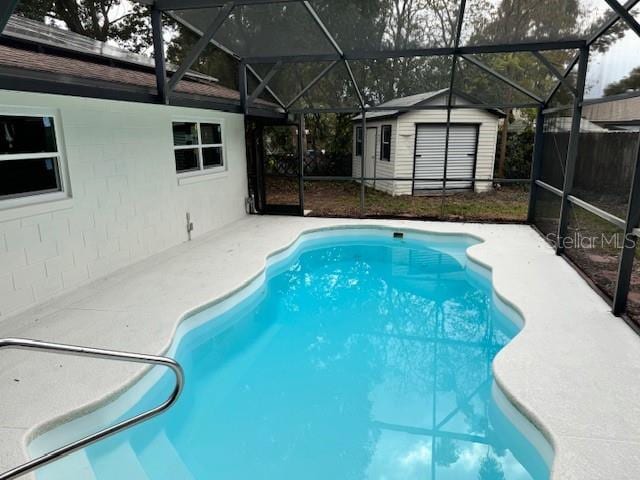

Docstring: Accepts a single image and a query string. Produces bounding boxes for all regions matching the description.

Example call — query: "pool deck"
[1,216,640,479]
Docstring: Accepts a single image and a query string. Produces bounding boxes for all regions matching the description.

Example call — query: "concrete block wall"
[0,90,249,320]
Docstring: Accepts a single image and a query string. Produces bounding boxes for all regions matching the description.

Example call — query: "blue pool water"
[36,230,550,480]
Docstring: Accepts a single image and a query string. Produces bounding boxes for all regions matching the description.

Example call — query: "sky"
[586,15,640,98]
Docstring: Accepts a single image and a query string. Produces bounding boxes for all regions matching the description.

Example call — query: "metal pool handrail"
[0,337,184,480]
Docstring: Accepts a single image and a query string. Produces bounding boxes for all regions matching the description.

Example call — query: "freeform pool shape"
[32,228,552,480]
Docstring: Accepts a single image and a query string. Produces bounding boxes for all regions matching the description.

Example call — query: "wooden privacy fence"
[541,131,639,196]
[574,132,639,192]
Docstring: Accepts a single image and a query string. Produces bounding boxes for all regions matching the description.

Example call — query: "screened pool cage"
[4,0,640,322]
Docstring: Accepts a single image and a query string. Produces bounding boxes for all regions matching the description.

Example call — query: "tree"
[464,0,603,177]
[478,453,506,480]
[165,23,238,89]
[604,66,640,96]
[15,0,150,46]
[15,1,239,87]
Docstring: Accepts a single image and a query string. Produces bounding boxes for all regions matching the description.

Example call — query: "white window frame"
[380,124,392,161]
[172,118,226,180]
[0,107,70,211]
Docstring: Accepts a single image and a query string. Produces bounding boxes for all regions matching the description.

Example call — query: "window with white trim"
[381,125,392,161]
[0,115,64,200]
[355,126,363,156]
[172,121,224,174]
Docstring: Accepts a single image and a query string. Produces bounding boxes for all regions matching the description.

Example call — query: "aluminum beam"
[556,47,589,255]
[613,135,640,314]
[0,0,18,33]
[243,40,586,63]
[535,179,563,197]
[285,61,339,110]
[546,0,640,104]
[531,51,578,96]
[298,114,305,212]
[460,54,544,104]
[151,8,168,104]
[302,1,365,108]
[603,0,640,39]
[246,65,286,109]
[239,62,248,114]
[247,61,281,106]
[527,107,545,222]
[288,103,538,114]
[155,0,300,10]
[360,113,366,217]
[441,0,468,203]
[165,10,241,60]
[166,2,234,93]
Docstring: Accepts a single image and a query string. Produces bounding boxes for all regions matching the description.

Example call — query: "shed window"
[0,115,63,200]
[381,125,392,161]
[172,121,224,174]
[355,126,363,156]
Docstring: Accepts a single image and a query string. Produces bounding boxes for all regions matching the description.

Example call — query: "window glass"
[381,125,392,161]
[355,126,363,156]
[173,120,225,175]
[172,122,199,146]
[0,157,60,199]
[175,148,200,172]
[200,123,222,145]
[0,114,64,203]
[0,115,57,154]
[203,147,223,168]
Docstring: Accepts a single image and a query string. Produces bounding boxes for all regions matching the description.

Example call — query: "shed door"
[413,124,478,191]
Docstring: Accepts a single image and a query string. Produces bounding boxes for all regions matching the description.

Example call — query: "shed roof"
[352,89,505,121]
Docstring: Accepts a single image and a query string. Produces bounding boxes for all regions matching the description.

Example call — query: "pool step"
[90,441,149,480]
[138,430,195,480]
[36,449,96,480]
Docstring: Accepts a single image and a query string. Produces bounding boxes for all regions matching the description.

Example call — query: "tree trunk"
[497,108,511,178]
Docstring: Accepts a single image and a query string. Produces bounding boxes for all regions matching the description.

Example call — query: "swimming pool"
[33,228,551,480]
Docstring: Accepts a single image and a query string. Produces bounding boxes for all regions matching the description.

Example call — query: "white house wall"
[352,118,397,195]
[0,89,248,320]
[394,109,499,195]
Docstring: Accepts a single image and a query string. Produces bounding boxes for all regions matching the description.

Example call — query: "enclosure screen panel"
[309,0,460,52]
[460,0,614,46]
[171,3,335,57]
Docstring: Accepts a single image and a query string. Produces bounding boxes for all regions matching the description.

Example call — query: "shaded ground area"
[266,178,530,222]
[557,205,640,329]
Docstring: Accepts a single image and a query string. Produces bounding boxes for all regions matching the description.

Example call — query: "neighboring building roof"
[0,15,279,113]
[582,93,640,128]
[353,88,504,121]
[550,117,608,132]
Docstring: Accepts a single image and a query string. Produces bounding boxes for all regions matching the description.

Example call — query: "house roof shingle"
[0,15,278,110]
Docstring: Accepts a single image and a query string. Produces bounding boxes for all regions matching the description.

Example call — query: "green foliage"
[305,113,352,155]
[604,66,640,96]
[496,124,534,179]
[15,0,151,46]
[478,453,506,480]
[11,0,626,107]
[165,23,238,89]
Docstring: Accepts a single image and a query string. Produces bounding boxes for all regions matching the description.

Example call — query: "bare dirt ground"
[266,178,530,222]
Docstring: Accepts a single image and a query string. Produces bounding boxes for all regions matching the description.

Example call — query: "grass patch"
[265,177,529,222]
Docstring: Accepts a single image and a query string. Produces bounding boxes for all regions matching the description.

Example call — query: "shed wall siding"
[0,89,248,320]
[394,109,499,195]
[352,118,397,195]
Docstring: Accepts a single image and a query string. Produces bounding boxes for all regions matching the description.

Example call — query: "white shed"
[352,89,503,195]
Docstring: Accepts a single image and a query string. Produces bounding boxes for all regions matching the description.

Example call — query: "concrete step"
[138,430,194,480]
